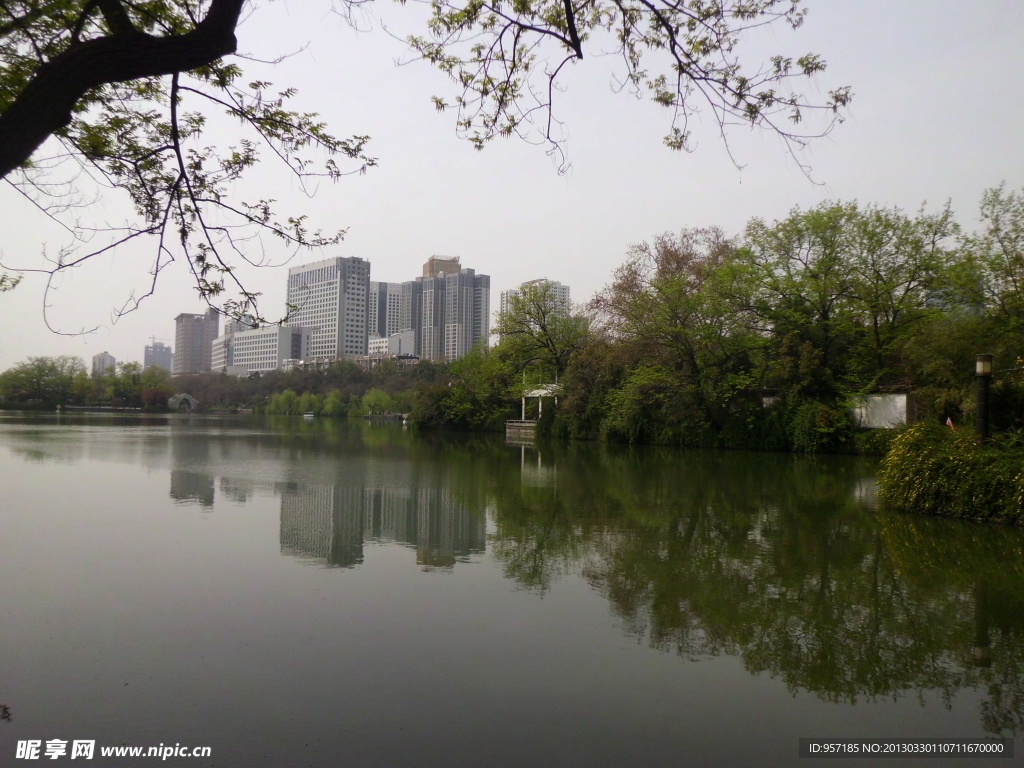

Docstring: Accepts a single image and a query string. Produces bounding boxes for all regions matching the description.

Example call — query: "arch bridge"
[168,393,199,412]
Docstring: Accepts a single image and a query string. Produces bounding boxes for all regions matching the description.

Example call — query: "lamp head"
[976,354,993,376]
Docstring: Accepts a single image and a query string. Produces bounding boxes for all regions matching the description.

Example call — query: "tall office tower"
[399,280,423,355]
[143,341,173,371]
[286,257,370,360]
[367,281,403,339]
[91,351,117,377]
[417,257,490,362]
[173,308,219,374]
[499,278,571,318]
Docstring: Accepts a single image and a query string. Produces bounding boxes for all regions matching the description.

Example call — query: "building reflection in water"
[169,471,485,569]
[169,470,215,508]
[280,485,486,568]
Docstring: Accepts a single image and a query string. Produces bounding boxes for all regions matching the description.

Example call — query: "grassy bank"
[878,423,1024,525]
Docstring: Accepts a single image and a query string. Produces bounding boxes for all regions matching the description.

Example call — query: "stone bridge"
[168,393,199,412]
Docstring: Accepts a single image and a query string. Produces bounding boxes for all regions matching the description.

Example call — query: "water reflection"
[279,485,485,568]
[480,445,1024,736]
[1,413,1023,737]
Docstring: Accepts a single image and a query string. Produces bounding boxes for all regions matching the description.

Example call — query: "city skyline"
[208,254,498,374]
[1,1,1021,372]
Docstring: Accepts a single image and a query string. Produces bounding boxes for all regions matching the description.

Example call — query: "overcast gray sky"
[1,0,1022,370]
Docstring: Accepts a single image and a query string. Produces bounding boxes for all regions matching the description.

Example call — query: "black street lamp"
[976,354,993,443]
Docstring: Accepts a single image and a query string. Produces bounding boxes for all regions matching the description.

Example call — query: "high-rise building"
[500,278,571,317]
[143,341,173,371]
[286,257,370,360]
[416,257,490,362]
[399,280,423,355]
[368,281,403,339]
[173,309,219,374]
[91,351,117,377]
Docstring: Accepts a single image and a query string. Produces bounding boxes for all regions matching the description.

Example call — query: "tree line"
[0,357,174,409]
[420,186,1024,452]
[3,185,1022,452]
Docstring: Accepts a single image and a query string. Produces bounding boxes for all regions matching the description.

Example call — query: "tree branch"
[0,0,245,179]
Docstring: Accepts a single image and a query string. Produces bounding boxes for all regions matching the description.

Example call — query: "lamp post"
[976,354,993,443]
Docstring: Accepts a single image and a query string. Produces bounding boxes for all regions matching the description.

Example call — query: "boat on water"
[303,412,315,420]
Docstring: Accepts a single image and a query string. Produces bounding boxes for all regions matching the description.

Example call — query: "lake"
[0,413,1021,766]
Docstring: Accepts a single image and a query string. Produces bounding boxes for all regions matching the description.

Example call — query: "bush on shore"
[878,423,1024,525]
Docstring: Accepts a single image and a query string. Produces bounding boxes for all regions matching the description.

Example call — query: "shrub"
[321,390,347,417]
[788,400,855,454]
[854,427,901,456]
[141,389,169,409]
[878,422,1024,524]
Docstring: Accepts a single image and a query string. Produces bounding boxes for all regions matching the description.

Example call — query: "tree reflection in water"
[464,442,1024,736]
[40,415,1015,737]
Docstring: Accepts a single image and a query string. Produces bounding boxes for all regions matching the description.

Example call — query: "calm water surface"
[0,413,1022,767]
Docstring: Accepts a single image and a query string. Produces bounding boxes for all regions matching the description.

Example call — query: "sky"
[1,0,1023,369]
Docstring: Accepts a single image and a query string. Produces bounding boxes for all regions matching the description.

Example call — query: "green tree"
[321,389,348,418]
[958,184,1024,321]
[267,389,298,415]
[105,361,143,405]
[298,391,324,415]
[0,355,86,404]
[361,388,394,415]
[592,227,759,435]
[843,203,955,385]
[743,203,862,398]
[494,281,589,376]
[140,365,174,395]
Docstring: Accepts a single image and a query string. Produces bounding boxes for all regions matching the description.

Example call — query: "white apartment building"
[368,330,416,357]
[368,281,403,339]
[211,333,232,372]
[91,351,117,377]
[286,257,370,360]
[228,326,312,374]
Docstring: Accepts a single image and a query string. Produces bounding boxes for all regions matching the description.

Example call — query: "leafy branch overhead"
[0,0,849,329]
[408,0,851,167]
[0,0,375,329]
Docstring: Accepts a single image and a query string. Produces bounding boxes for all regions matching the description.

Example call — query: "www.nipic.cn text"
[15,740,212,760]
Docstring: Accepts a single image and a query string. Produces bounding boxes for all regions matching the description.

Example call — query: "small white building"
[369,330,416,358]
[851,394,917,429]
[226,326,311,374]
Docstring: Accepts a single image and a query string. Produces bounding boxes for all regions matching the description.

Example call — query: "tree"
[494,281,589,375]
[743,204,861,398]
[843,203,955,384]
[591,227,759,434]
[0,355,87,404]
[361,388,394,415]
[959,184,1024,320]
[104,360,144,404]
[0,0,849,326]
